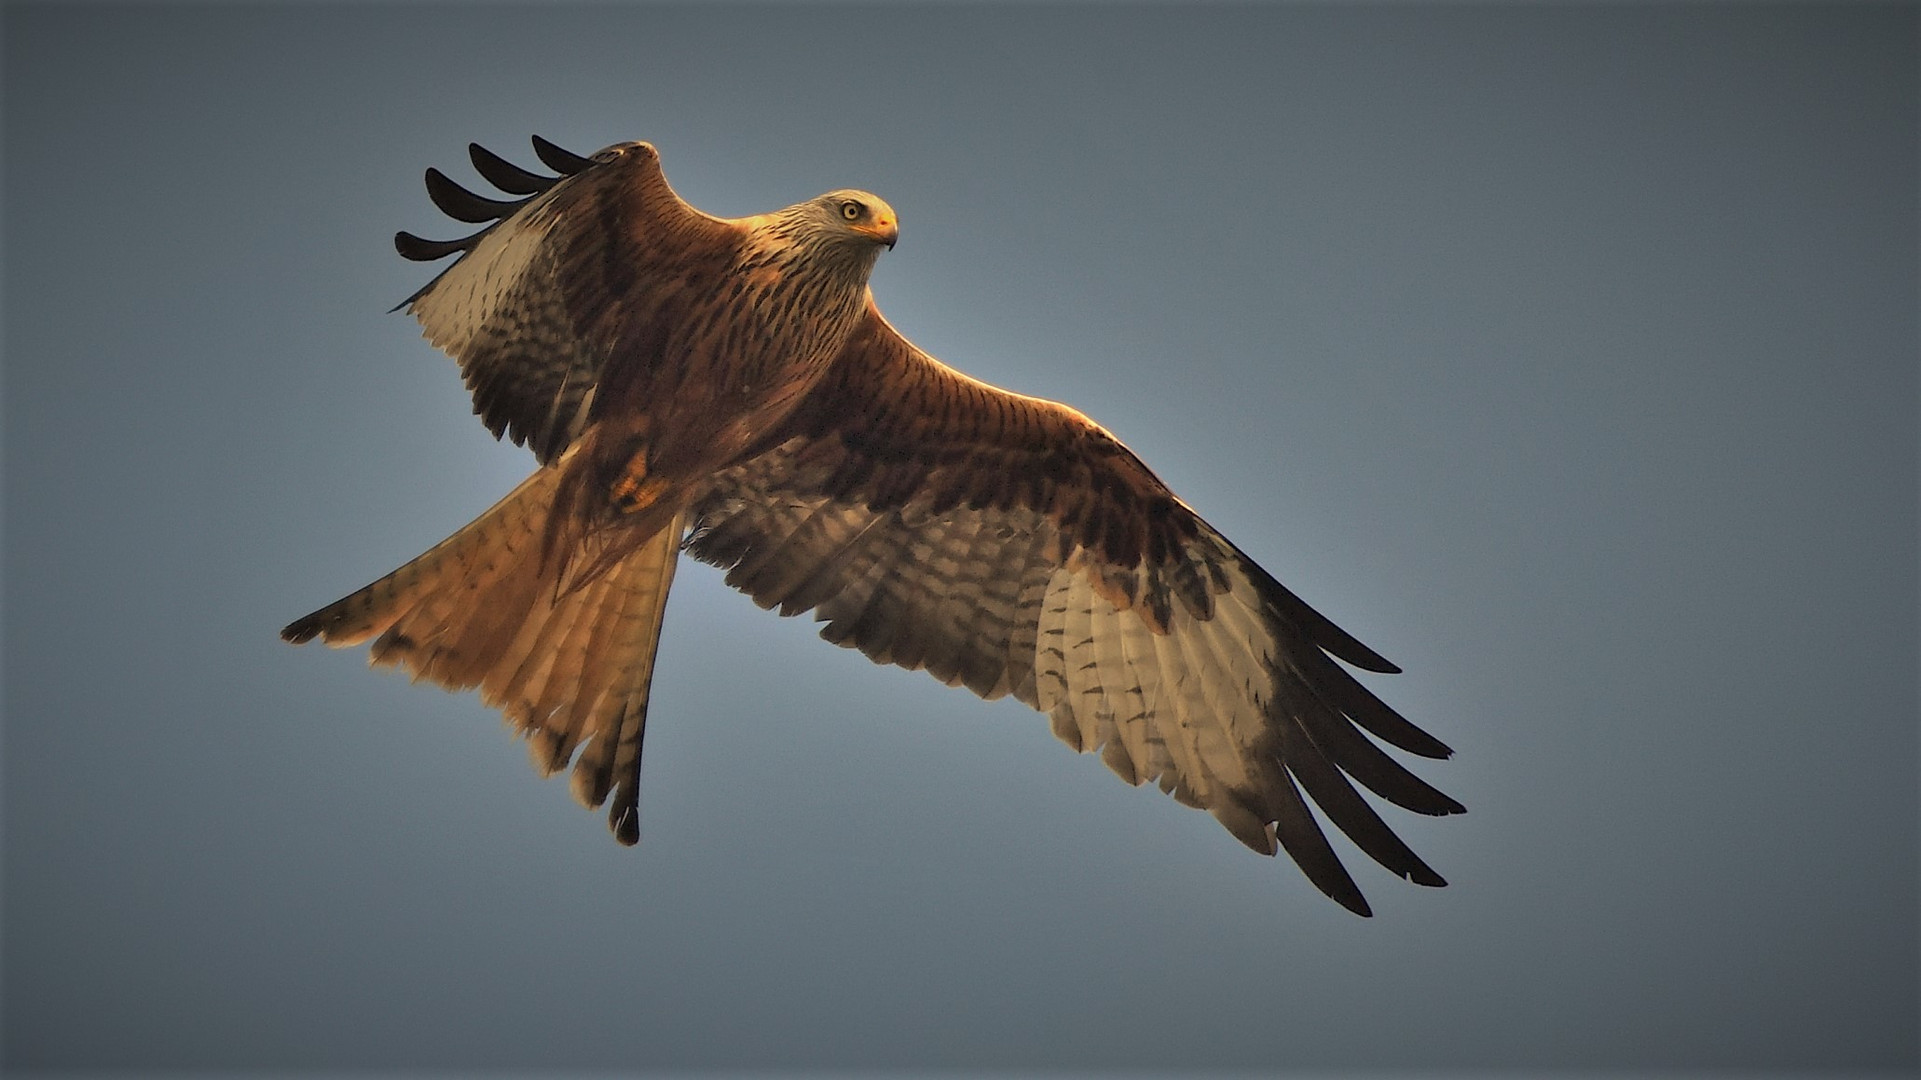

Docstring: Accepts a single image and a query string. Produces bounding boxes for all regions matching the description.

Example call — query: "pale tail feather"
[283,469,685,844]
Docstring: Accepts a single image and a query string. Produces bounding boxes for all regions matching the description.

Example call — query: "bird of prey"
[284,136,1462,916]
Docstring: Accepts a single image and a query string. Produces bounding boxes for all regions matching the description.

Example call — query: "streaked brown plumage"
[284,137,1462,915]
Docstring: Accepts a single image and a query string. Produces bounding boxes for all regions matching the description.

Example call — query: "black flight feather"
[468,142,556,196]
[424,167,525,224]
[532,135,594,176]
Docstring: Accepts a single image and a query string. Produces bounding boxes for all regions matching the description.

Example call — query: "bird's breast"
[619,262,867,478]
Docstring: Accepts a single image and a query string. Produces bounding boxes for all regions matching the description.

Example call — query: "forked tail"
[282,467,684,843]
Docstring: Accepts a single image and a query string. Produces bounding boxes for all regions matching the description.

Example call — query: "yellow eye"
[839,200,863,221]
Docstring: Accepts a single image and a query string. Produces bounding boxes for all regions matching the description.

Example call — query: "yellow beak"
[856,215,898,249]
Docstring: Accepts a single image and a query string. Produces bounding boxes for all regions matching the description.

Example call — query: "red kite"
[285,137,1461,915]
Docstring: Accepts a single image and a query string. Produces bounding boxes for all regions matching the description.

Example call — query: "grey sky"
[4,2,1915,1073]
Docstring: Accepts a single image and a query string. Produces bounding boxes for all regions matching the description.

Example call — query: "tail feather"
[565,550,680,844]
[281,468,561,650]
[282,467,685,844]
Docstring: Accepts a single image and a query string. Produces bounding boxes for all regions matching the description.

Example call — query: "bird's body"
[285,137,1462,916]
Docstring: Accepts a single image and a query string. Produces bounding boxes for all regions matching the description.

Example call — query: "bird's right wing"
[398,137,742,463]
[687,302,1462,915]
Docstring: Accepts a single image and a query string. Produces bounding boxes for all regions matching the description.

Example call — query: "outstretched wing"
[687,300,1463,916]
[398,137,742,463]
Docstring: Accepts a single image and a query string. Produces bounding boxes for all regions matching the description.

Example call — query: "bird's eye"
[839,200,863,221]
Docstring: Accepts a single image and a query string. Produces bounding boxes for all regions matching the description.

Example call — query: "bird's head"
[810,190,898,250]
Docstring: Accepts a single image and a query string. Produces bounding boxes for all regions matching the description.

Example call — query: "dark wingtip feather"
[1280,719,1452,892]
[424,167,522,224]
[1319,873,1374,918]
[468,142,555,196]
[1350,698,1455,761]
[394,230,472,262]
[281,613,322,645]
[532,135,594,176]
[1265,773,1374,916]
[1218,537,1403,674]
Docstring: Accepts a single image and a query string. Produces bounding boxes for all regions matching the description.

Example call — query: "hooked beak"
[856,215,898,249]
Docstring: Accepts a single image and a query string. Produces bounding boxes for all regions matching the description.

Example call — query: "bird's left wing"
[687,300,1463,916]
[397,137,742,463]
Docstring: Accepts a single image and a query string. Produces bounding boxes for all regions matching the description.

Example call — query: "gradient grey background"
[4,2,1915,1073]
